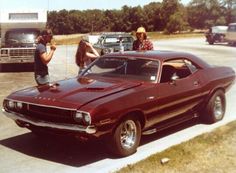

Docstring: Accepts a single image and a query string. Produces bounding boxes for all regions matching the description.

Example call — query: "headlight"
[15,102,23,110]
[7,101,15,109]
[73,111,91,125]
[4,100,24,111]
[83,114,91,125]
[74,112,83,123]
[1,49,9,57]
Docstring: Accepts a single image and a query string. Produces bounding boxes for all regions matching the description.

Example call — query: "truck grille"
[9,48,35,57]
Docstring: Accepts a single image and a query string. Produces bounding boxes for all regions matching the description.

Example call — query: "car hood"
[8,76,141,109]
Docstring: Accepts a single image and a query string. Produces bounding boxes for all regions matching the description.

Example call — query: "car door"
[147,58,205,125]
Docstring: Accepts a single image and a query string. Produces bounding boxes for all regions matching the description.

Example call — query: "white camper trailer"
[0,10,47,64]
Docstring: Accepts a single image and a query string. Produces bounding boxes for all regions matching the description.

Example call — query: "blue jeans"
[35,74,50,85]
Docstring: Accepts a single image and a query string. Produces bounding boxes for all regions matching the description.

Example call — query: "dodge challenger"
[2,50,235,157]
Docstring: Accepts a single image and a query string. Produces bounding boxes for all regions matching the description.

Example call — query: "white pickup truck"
[225,23,236,45]
[205,26,228,45]
[0,10,46,65]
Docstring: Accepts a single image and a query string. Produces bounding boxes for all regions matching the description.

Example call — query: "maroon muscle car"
[2,50,235,157]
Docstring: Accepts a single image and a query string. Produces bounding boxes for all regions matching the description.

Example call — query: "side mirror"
[170,73,179,85]
[171,73,179,81]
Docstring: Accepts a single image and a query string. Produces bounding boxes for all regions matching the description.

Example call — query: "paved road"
[0,37,235,173]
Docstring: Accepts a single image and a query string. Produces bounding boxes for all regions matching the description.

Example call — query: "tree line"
[47,0,236,35]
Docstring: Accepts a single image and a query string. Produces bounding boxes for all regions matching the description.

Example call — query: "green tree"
[220,0,236,24]
[161,0,188,33]
[165,11,188,33]
[187,0,226,29]
[143,2,163,31]
[57,10,73,34]
[119,5,149,32]
[161,0,180,26]
[104,10,125,31]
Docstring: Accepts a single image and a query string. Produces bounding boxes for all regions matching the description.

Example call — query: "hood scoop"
[86,87,105,91]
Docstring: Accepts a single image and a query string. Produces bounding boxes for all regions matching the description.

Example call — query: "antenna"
[66,38,68,79]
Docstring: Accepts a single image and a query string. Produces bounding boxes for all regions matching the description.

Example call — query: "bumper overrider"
[2,108,97,134]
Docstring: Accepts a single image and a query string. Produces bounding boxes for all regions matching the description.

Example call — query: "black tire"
[202,90,226,124]
[208,41,214,45]
[108,117,141,157]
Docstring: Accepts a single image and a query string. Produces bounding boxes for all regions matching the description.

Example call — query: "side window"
[184,59,198,73]
[160,58,199,83]
[100,37,105,45]
[97,37,104,45]
[228,25,236,32]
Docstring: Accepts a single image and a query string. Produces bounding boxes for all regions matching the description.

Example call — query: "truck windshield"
[5,29,40,47]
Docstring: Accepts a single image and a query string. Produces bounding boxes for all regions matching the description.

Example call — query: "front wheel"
[108,117,141,157]
[202,90,226,124]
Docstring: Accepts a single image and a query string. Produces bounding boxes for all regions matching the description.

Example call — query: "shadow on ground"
[0,63,34,72]
[0,119,199,167]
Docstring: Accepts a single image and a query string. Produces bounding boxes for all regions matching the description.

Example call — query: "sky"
[0,0,191,11]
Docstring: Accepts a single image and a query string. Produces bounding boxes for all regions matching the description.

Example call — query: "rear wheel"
[208,40,214,45]
[202,90,226,124]
[108,117,141,157]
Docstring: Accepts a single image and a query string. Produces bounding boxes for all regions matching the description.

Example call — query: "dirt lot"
[117,120,236,173]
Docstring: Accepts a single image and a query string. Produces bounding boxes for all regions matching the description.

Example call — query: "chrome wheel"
[202,90,225,124]
[109,117,141,157]
[120,120,137,149]
[214,96,223,120]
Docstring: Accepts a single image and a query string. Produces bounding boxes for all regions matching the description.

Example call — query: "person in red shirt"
[133,27,154,51]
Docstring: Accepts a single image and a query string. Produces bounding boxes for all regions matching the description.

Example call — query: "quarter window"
[160,58,199,83]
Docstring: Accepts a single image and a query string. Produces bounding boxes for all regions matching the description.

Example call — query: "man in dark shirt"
[34,29,56,85]
[133,27,154,51]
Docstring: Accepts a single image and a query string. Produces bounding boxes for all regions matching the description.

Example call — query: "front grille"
[22,104,76,124]
[9,48,35,57]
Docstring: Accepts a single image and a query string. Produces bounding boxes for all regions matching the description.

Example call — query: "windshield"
[5,29,40,47]
[81,57,159,82]
[104,36,133,44]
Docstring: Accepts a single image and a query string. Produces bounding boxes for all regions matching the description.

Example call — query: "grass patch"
[148,32,204,40]
[53,33,85,45]
[116,121,236,173]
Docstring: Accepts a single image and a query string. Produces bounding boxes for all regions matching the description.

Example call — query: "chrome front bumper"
[2,108,96,134]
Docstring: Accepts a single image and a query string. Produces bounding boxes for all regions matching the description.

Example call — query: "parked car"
[205,26,228,44]
[2,50,235,157]
[93,33,134,55]
[225,23,236,45]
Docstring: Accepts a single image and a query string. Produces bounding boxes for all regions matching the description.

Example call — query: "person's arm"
[90,46,99,57]
[86,51,98,58]
[40,44,56,65]
[147,40,154,50]
[86,42,99,57]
